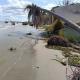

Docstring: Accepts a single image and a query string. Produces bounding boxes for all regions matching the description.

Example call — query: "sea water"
[0,21,42,39]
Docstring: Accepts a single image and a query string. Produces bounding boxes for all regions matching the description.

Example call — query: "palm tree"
[24,4,42,28]
[25,4,80,33]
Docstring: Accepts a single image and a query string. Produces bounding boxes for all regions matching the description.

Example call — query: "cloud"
[8,0,23,8]
[20,0,32,7]
[1,0,80,21]
[0,0,57,21]
[0,5,3,13]
[43,3,57,10]
[8,0,31,8]
[0,0,31,21]
[73,0,80,3]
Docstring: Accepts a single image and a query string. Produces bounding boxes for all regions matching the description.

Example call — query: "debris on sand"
[26,33,32,35]
[8,47,16,51]
[36,66,40,69]
[8,34,12,36]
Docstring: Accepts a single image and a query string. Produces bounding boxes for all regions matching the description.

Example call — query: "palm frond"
[24,4,43,27]
[28,10,32,22]
[24,5,32,11]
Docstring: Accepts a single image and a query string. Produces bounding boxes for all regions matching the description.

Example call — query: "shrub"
[53,19,63,34]
[44,19,63,35]
[62,49,72,57]
[47,35,70,47]
[68,55,80,66]
[44,24,54,33]
[64,27,80,43]
[59,29,64,37]
[66,36,76,43]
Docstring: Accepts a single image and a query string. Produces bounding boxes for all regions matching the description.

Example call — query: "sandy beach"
[1,0,80,80]
[0,22,66,80]
[34,40,66,80]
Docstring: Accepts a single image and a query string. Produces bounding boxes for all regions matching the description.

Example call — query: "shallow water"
[0,22,37,80]
[0,22,42,38]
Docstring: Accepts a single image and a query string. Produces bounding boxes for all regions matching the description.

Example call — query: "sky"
[0,0,80,22]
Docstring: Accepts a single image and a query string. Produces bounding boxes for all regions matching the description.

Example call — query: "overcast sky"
[0,0,80,21]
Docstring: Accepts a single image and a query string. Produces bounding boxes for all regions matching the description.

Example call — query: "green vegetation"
[68,55,80,66]
[57,54,80,66]
[59,29,64,37]
[44,19,63,35]
[64,27,80,42]
[43,25,80,44]
[62,48,72,57]
[25,4,80,67]
[43,20,80,66]
[25,4,80,44]
[47,44,80,66]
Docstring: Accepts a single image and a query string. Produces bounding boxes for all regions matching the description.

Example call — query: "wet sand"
[0,24,36,80]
